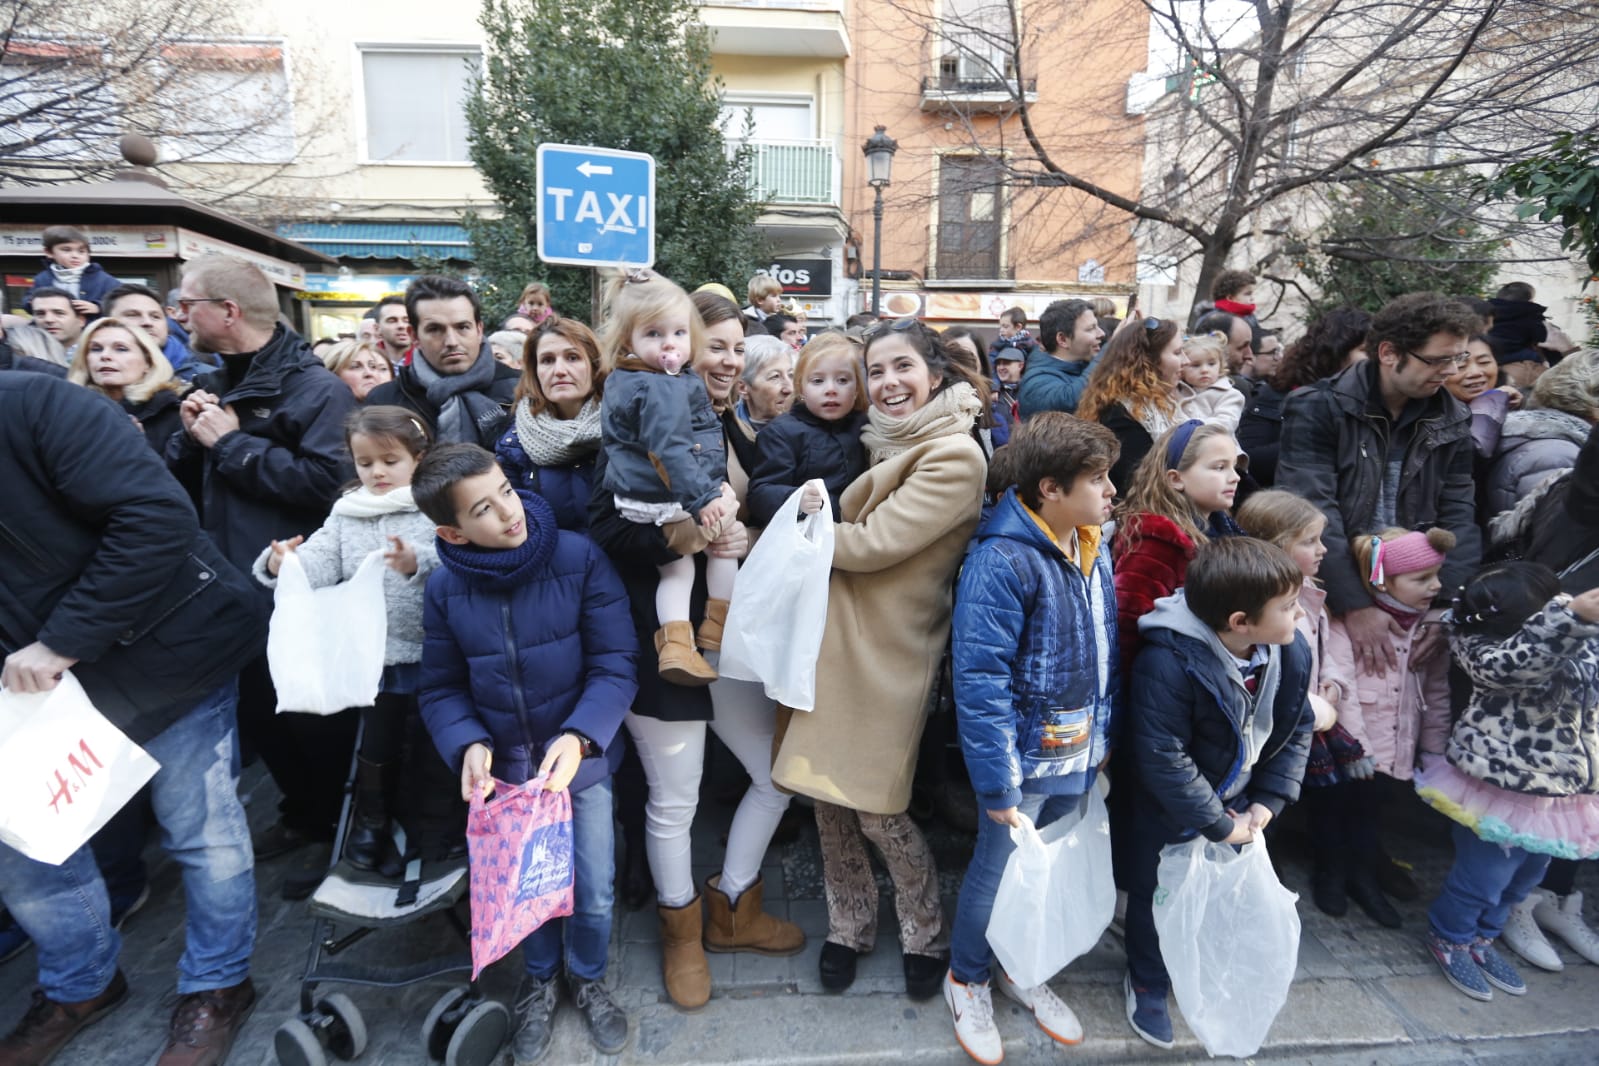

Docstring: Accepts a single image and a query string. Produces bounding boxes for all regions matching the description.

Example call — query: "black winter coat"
[1236,382,1288,486]
[1098,402,1154,498]
[165,325,357,572]
[365,353,519,450]
[1128,618,1314,842]
[1527,421,1599,591]
[0,376,265,743]
[127,389,185,455]
[746,405,867,524]
[1276,359,1480,614]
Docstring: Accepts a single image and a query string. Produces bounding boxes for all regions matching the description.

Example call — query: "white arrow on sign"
[577,160,613,178]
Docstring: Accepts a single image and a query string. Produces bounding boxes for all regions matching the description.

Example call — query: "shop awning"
[274,222,473,261]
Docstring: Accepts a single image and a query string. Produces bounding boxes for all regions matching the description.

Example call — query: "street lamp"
[862,125,897,317]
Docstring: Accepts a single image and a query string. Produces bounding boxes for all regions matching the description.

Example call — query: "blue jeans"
[1429,822,1551,944]
[950,790,1089,985]
[521,777,614,982]
[0,681,255,1001]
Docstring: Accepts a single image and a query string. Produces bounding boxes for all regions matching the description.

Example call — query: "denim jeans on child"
[1429,822,1551,944]
[950,790,1090,985]
[521,777,614,982]
[0,680,255,1002]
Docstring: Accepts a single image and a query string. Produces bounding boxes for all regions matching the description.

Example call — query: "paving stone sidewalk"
[5,760,1598,1065]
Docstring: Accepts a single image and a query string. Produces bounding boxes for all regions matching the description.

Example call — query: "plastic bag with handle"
[267,548,387,714]
[465,776,575,979]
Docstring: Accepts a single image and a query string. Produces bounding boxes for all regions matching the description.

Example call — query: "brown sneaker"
[154,979,256,1066]
[0,970,128,1066]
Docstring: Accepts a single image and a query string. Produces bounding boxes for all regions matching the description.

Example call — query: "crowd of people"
[1,228,1598,1066]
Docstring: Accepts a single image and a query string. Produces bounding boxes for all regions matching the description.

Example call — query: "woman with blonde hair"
[68,316,186,452]
[1078,318,1190,492]
[322,338,392,402]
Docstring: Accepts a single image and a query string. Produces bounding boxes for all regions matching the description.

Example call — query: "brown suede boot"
[655,622,717,687]
[657,897,712,1011]
[697,598,730,653]
[703,874,804,956]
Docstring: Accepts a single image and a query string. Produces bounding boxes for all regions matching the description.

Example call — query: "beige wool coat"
[771,427,986,815]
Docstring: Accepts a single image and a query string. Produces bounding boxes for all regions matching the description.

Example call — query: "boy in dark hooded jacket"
[1120,537,1314,1050]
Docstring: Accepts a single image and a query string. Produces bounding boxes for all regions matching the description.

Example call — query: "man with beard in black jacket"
[365,274,517,448]
[0,375,265,1066]
[165,255,357,893]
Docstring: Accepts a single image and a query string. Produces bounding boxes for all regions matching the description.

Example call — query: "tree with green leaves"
[1485,131,1599,282]
[1300,171,1500,312]
[466,0,764,319]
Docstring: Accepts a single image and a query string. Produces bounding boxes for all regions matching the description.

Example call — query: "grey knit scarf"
[411,347,502,445]
[512,395,602,467]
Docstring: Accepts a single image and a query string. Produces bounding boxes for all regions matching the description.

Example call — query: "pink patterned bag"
[466,776,575,979]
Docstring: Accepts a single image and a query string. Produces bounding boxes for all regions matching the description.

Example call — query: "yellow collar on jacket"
[1021,501,1101,577]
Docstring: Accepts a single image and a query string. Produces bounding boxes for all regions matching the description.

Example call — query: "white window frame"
[719,91,816,142]
[353,42,484,167]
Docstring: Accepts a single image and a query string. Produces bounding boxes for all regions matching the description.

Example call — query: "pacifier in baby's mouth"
[660,351,685,375]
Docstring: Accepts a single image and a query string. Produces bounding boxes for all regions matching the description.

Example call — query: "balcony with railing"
[741,139,840,206]
[921,29,1038,112]
[698,0,850,58]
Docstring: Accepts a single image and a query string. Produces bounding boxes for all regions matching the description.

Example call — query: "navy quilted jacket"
[494,424,597,533]
[952,488,1120,810]
[418,492,638,793]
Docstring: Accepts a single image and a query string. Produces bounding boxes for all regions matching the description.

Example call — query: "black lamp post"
[862,125,898,317]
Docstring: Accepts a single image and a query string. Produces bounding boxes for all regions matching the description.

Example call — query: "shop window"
[360,47,480,164]
[936,156,1008,280]
[160,41,295,165]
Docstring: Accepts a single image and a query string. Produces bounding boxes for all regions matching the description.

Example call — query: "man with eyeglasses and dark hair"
[1277,291,1482,684]
[1017,298,1105,418]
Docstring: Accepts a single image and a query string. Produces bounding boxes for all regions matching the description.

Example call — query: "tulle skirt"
[1415,754,1599,860]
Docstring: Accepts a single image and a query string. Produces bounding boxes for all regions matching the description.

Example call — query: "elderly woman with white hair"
[68,316,188,452]
[734,333,795,433]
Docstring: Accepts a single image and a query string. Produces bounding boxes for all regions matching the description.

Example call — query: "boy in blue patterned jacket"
[944,412,1122,1064]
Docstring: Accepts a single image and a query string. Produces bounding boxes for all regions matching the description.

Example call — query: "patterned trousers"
[813,801,948,955]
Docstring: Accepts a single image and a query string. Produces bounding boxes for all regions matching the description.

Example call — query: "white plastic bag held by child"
[719,480,834,709]
[1154,836,1300,1058]
[0,671,160,865]
[267,549,387,714]
[986,784,1116,989]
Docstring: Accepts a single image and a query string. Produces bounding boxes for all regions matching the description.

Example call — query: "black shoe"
[903,952,947,1000]
[818,941,858,992]
[1311,850,1348,918]
[252,821,311,861]
[569,976,628,1054]
[1376,853,1421,901]
[619,838,655,912]
[1347,866,1403,929]
[342,817,388,871]
[511,974,559,1065]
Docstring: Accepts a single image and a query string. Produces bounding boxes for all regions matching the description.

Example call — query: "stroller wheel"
[421,987,470,1061]
[274,1017,329,1066]
[315,992,368,1060]
[445,1000,510,1066]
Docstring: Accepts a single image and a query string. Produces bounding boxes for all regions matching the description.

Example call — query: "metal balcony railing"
[741,139,840,205]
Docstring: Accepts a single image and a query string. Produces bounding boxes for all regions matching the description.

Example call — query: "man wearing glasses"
[1277,291,1482,676]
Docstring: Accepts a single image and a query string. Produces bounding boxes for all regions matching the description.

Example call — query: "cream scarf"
[332,485,420,518]
[861,382,982,463]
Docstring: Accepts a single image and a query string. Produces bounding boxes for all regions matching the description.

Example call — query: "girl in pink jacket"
[1326,527,1454,928]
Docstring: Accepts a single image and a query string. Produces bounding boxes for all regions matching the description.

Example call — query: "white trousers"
[625,671,791,908]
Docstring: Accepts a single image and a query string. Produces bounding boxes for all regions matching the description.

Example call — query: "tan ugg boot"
[697,598,730,653]
[655,621,717,687]
[657,896,712,1011]
[703,874,805,956]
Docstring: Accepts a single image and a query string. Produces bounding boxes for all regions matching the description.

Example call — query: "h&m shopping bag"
[985,785,1116,989]
[718,480,834,710]
[267,549,387,715]
[465,777,575,979]
[1153,836,1300,1058]
[0,671,160,865]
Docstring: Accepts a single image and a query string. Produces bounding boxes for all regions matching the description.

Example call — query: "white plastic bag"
[985,786,1116,989]
[718,481,834,710]
[267,549,387,714]
[1153,836,1300,1058]
[0,671,161,865]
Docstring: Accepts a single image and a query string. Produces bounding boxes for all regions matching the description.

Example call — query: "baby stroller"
[273,721,508,1066]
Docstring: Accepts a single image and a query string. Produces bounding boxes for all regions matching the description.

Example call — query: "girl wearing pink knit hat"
[1324,527,1455,928]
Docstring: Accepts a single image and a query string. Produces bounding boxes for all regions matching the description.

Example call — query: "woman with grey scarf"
[493,316,605,533]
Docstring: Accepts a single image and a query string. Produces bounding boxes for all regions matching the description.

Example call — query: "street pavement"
[5,759,1598,1066]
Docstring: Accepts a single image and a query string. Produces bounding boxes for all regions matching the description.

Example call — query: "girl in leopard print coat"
[1415,563,1599,998]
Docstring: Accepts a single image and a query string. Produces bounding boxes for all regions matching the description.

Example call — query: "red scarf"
[1215,298,1256,316]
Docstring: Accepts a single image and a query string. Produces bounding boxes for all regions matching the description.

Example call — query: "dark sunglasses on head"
[1143,317,1163,331]
[863,315,921,340]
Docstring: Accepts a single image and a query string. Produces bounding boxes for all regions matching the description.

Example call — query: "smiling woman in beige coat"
[772,317,987,1000]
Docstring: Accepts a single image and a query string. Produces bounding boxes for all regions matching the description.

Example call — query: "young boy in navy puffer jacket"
[413,443,637,1062]
[944,413,1122,1064]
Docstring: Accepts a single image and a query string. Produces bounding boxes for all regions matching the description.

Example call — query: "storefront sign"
[0,225,177,257]
[297,273,420,301]
[871,289,1131,322]
[175,228,305,290]
[756,258,832,297]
